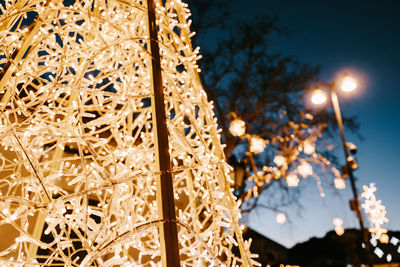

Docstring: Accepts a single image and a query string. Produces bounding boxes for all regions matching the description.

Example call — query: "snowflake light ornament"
[361,183,389,243]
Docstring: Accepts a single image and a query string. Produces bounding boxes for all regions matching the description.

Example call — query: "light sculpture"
[0,0,256,266]
[361,183,389,244]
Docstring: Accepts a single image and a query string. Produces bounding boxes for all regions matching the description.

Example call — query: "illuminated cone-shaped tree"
[0,0,256,266]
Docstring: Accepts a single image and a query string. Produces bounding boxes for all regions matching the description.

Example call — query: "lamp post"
[311,75,365,229]
[311,75,370,264]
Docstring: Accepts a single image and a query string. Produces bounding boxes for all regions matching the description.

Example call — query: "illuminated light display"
[332,218,344,236]
[286,174,299,187]
[249,136,266,155]
[361,183,389,243]
[276,213,286,224]
[302,140,315,155]
[229,119,246,137]
[334,177,346,189]
[273,155,285,167]
[340,76,357,92]
[0,0,257,265]
[297,161,313,178]
[310,89,327,105]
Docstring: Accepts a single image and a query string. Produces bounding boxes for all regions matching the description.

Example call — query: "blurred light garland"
[333,217,344,236]
[228,112,344,201]
[361,183,389,244]
[0,0,257,265]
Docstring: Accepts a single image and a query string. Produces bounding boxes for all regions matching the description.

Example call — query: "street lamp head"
[311,89,327,105]
[340,76,357,92]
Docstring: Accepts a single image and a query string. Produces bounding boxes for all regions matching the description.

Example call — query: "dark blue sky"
[230,0,400,247]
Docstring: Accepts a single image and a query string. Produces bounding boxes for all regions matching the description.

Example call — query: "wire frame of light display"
[0,0,256,266]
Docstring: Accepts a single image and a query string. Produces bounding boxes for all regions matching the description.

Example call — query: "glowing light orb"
[276,213,286,224]
[333,218,345,236]
[361,183,389,244]
[303,140,315,155]
[273,155,286,167]
[286,174,299,187]
[340,76,357,92]
[229,119,246,137]
[334,177,346,189]
[311,89,327,105]
[249,136,266,154]
[297,162,313,178]
[379,233,389,244]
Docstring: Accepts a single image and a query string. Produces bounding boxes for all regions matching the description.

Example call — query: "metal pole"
[146,0,181,266]
[330,88,365,230]
[330,87,373,266]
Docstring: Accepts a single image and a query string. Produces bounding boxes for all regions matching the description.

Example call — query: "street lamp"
[311,74,373,266]
[310,74,366,231]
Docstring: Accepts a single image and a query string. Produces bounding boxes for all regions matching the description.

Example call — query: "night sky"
[229,0,400,247]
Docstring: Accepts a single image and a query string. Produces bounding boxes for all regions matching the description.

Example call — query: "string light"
[334,177,346,189]
[229,119,246,137]
[297,161,313,178]
[273,155,286,167]
[276,213,286,224]
[249,136,266,154]
[240,121,342,200]
[0,0,257,265]
[303,140,315,155]
[286,174,299,187]
[333,218,345,236]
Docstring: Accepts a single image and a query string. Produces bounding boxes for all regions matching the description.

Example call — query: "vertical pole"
[331,88,372,266]
[330,89,365,230]
[146,0,181,266]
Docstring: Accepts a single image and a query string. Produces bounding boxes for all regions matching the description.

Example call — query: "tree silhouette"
[188,0,359,213]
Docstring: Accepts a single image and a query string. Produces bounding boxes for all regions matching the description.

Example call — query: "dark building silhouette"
[238,228,400,267]
[240,227,288,266]
[287,229,400,267]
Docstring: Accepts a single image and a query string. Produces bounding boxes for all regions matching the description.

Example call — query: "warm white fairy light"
[229,119,246,137]
[0,0,256,266]
[273,155,286,167]
[286,173,299,187]
[361,183,389,243]
[249,136,266,154]
[303,140,315,155]
[276,213,286,224]
[334,177,346,189]
[229,111,344,201]
[297,161,313,178]
[333,217,344,236]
